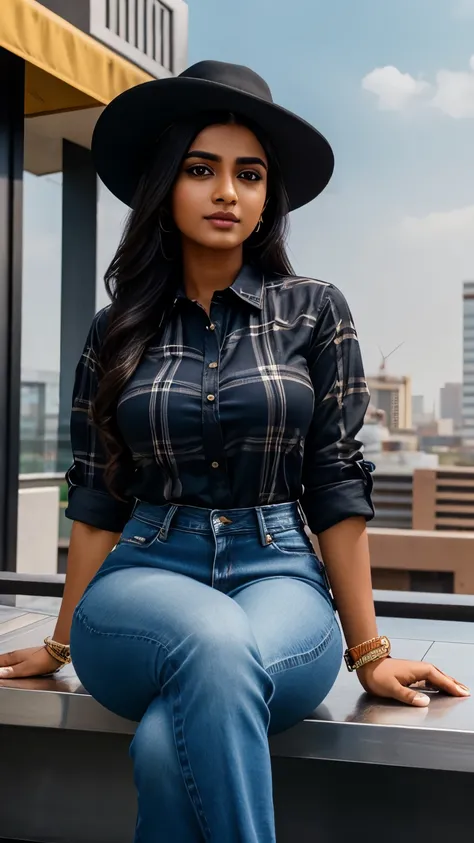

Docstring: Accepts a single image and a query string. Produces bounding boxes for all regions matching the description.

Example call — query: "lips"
[204,212,240,230]
[205,212,240,222]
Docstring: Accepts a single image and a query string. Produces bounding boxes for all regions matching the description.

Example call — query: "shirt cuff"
[301,474,375,535]
[65,486,134,533]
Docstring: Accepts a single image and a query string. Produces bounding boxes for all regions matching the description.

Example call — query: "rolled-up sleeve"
[65,308,135,533]
[300,285,375,535]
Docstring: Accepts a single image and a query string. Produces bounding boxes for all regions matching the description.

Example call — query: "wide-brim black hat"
[92,60,334,212]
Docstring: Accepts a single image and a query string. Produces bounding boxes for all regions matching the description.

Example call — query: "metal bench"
[1,577,473,843]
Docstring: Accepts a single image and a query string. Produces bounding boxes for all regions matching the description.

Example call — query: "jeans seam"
[74,607,173,650]
[265,620,339,675]
[73,608,211,839]
[160,647,212,841]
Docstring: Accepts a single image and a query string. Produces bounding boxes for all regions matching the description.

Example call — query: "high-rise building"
[440,382,463,428]
[463,282,474,443]
[367,374,412,430]
[412,395,425,425]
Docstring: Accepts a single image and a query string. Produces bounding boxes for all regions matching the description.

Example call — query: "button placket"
[201,309,229,504]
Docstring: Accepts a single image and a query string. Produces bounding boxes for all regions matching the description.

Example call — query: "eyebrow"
[184,150,268,170]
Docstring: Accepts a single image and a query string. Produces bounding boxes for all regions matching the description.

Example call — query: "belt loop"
[256,507,273,547]
[131,498,139,518]
[159,504,179,542]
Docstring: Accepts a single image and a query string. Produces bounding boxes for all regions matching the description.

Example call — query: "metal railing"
[19,472,64,489]
[90,0,188,77]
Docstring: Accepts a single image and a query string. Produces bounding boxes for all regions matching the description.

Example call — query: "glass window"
[96,181,128,311]
[21,171,62,473]
[19,167,63,581]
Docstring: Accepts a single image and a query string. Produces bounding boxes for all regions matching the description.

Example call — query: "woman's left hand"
[358,657,470,706]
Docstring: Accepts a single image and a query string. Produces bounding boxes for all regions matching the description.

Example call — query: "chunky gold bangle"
[344,636,391,672]
[44,636,72,666]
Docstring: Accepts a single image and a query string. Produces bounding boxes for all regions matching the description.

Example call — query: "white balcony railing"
[90,0,188,78]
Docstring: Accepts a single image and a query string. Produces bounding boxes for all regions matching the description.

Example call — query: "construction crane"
[378,342,404,377]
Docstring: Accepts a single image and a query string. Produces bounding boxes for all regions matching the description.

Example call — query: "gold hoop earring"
[255,215,263,233]
[159,210,174,234]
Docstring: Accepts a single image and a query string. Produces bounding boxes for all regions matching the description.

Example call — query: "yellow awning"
[1,0,154,116]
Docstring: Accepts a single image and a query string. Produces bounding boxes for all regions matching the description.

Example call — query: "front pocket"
[270,529,328,582]
[118,517,161,548]
[270,528,318,558]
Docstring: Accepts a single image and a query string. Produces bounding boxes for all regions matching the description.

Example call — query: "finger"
[0,651,23,669]
[428,665,470,692]
[442,674,470,693]
[0,659,46,679]
[390,681,431,707]
[423,665,470,697]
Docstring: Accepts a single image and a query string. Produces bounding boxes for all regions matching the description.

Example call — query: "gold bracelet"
[344,636,391,672]
[44,636,72,666]
[352,646,391,671]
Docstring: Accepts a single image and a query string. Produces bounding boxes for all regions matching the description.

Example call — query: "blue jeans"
[70,501,342,843]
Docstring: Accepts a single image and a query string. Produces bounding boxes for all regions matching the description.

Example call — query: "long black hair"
[92,111,294,497]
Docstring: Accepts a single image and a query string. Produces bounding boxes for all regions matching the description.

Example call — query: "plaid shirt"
[66,264,374,534]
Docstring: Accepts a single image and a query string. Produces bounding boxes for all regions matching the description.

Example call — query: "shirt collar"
[229,264,264,310]
[173,264,264,311]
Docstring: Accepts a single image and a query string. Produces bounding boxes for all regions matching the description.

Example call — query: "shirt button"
[208,362,218,369]
[207,394,215,402]
[211,461,219,469]
[209,323,216,331]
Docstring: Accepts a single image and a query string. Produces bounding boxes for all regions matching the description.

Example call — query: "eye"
[186,164,213,177]
[237,170,263,182]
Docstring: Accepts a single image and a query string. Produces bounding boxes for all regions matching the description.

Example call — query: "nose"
[212,170,238,206]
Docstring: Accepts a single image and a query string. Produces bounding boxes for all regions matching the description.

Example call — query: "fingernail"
[457,685,470,696]
[414,693,430,705]
[0,668,13,677]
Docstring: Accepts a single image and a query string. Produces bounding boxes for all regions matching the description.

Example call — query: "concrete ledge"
[368,527,474,593]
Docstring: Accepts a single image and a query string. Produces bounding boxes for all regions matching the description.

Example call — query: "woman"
[0,61,469,843]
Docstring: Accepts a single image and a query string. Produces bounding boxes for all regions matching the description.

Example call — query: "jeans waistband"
[132,501,306,546]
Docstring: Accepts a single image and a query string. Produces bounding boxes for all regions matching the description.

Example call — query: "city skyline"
[21,0,474,409]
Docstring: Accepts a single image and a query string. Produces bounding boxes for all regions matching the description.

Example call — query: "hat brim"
[92,76,334,212]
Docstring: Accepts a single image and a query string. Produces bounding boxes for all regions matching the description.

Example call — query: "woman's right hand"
[0,646,61,679]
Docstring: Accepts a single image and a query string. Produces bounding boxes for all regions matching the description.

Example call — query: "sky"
[22,0,474,410]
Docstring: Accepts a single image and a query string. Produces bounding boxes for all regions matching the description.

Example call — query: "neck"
[181,240,244,309]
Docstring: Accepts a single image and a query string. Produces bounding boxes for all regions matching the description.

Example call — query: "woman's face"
[172,122,268,251]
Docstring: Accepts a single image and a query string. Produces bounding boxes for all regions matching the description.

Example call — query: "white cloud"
[361,65,430,111]
[431,59,474,117]
[400,204,474,240]
[363,56,474,118]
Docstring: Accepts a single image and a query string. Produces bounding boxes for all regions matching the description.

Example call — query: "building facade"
[0,0,188,571]
[367,375,412,431]
[463,281,474,444]
[412,395,425,426]
[440,382,463,429]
